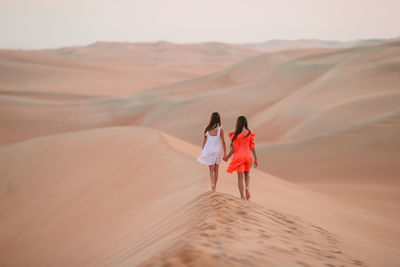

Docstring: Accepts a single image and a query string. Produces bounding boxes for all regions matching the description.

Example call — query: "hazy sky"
[0,0,399,49]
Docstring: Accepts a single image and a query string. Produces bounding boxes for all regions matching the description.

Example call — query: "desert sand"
[1,39,399,266]
[241,38,387,53]
[0,41,260,96]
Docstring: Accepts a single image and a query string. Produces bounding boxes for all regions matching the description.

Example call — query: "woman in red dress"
[223,116,258,200]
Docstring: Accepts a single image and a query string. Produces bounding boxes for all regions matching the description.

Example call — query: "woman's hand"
[224,146,234,162]
[253,159,258,168]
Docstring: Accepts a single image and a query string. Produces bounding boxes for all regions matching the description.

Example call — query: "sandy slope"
[241,39,387,53]
[1,41,398,221]
[0,127,207,266]
[256,110,400,220]
[0,42,260,96]
[135,192,367,267]
[117,41,400,145]
[1,126,399,266]
[1,39,399,266]
[0,41,260,144]
[0,41,259,144]
[44,41,260,65]
[98,40,398,220]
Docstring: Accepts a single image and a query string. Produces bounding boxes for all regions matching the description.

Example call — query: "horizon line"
[1,36,399,51]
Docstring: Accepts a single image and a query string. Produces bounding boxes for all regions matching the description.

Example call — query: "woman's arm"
[220,128,227,157]
[202,135,207,149]
[251,147,258,167]
[223,146,235,161]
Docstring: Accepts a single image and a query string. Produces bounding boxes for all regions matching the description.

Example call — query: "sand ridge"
[125,192,366,267]
[1,40,399,219]
[0,127,399,266]
[1,38,400,266]
[0,41,261,97]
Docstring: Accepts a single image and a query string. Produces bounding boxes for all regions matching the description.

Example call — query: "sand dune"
[114,47,339,144]
[0,41,260,144]
[1,38,399,266]
[0,42,260,97]
[130,192,366,267]
[44,41,260,65]
[1,127,399,266]
[256,109,400,220]
[242,38,388,53]
[103,40,399,219]
[251,41,400,142]
[0,127,207,266]
[1,41,398,220]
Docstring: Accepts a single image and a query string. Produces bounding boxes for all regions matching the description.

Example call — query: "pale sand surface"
[95,40,398,221]
[241,39,388,53]
[0,42,260,145]
[0,42,260,96]
[0,127,206,266]
[1,40,399,266]
[1,127,399,266]
[0,47,336,145]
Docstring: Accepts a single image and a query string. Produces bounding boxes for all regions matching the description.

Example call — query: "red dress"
[227,131,256,173]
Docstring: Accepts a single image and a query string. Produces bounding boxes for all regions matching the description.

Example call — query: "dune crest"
[1,37,400,266]
[115,192,366,267]
[1,127,399,266]
[0,42,261,97]
[1,41,399,220]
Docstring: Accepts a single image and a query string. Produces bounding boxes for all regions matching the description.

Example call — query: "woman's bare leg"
[237,172,245,199]
[244,171,250,200]
[208,165,215,191]
[213,164,219,191]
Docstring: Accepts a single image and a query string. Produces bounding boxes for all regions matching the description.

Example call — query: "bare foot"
[211,184,216,192]
[246,189,251,200]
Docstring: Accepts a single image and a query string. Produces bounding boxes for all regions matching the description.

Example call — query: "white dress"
[197,126,223,165]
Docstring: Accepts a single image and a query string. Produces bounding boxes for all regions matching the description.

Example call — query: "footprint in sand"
[236,210,247,216]
[136,192,367,267]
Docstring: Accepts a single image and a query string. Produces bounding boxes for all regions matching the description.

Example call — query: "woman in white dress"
[198,112,227,191]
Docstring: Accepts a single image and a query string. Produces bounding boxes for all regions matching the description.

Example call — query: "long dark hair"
[231,116,251,147]
[204,112,221,134]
